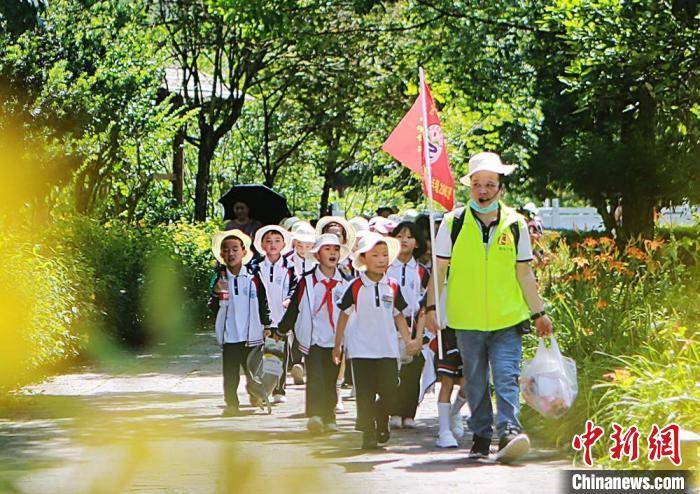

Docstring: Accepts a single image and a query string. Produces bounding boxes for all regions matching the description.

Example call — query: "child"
[284,221,317,278]
[386,221,430,429]
[282,220,317,385]
[278,234,351,433]
[332,232,422,450]
[209,230,272,416]
[251,225,296,403]
[316,216,356,279]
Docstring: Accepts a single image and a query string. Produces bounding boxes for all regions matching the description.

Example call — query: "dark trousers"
[389,352,425,418]
[351,358,399,434]
[290,336,304,368]
[305,345,339,423]
[223,342,252,408]
[274,335,289,396]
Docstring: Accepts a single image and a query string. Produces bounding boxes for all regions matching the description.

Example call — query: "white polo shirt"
[258,256,292,326]
[386,257,428,319]
[220,269,257,344]
[337,272,408,359]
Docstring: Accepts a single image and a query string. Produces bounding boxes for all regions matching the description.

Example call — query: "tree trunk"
[172,128,184,206]
[194,126,216,222]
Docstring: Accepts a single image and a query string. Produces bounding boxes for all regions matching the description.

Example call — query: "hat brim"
[459,163,517,186]
[253,225,292,254]
[351,236,400,272]
[292,233,316,244]
[315,216,356,249]
[212,230,253,265]
[305,243,351,263]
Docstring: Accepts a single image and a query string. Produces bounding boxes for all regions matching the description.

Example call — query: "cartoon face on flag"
[381,82,454,211]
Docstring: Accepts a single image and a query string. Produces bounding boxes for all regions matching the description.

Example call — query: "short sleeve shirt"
[337,273,407,359]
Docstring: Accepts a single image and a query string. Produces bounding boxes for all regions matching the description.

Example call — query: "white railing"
[538,200,698,232]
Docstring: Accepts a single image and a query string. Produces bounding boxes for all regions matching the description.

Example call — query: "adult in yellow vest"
[426,151,553,464]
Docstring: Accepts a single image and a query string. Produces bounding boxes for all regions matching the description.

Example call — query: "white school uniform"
[337,272,408,359]
[214,268,269,347]
[257,256,294,327]
[282,266,349,353]
[386,257,429,319]
[284,250,317,280]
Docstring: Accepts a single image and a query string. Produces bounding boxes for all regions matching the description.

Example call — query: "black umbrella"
[218,184,292,226]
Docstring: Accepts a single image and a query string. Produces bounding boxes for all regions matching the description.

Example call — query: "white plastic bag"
[520,335,577,419]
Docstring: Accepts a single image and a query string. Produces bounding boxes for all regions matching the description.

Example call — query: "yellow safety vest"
[444,204,530,331]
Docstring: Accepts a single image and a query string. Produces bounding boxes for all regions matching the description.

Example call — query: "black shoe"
[469,434,492,458]
[361,431,378,450]
[496,427,530,464]
[376,418,391,444]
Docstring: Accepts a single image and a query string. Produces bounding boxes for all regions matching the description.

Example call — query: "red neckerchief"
[312,272,340,330]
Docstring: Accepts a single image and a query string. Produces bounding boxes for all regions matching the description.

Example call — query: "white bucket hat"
[253,225,292,254]
[351,232,400,272]
[305,233,351,263]
[315,216,356,249]
[459,152,517,186]
[368,216,397,235]
[290,221,316,244]
[212,229,253,265]
[280,216,301,230]
[348,216,370,234]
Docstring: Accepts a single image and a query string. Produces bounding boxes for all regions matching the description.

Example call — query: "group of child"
[208,214,468,450]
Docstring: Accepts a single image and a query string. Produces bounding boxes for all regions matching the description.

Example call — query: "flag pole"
[419,67,444,360]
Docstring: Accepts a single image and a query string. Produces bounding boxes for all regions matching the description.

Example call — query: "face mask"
[469,199,499,214]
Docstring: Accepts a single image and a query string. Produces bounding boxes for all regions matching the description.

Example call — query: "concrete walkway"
[0,331,571,493]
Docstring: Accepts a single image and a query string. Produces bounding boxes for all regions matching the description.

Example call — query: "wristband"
[530,310,546,321]
[425,304,436,313]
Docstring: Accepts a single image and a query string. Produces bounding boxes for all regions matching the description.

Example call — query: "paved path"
[0,331,571,493]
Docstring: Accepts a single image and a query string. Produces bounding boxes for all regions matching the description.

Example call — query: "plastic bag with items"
[520,335,577,419]
[246,337,286,414]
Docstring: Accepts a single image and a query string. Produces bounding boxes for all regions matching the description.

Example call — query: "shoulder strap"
[509,221,520,247]
[350,278,363,307]
[450,208,466,246]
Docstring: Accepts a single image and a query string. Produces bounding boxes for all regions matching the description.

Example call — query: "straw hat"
[315,216,356,248]
[290,221,316,244]
[351,232,400,272]
[459,152,516,186]
[305,233,351,263]
[211,229,253,265]
[253,225,292,254]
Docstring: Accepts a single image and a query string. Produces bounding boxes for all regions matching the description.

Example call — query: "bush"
[0,215,220,393]
[525,232,700,469]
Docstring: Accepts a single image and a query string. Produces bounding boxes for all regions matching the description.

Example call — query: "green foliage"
[523,230,700,468]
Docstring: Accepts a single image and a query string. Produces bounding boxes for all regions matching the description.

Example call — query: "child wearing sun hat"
[209,229,273,416]
[332,232,422,450]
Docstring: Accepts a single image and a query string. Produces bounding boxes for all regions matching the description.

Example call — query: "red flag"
[382,82,454,210]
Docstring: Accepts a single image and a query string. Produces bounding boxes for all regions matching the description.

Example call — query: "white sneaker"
[389,415,402,429]
[402,417,417,429]
[290,364,304,385]
[307,416,323,434]
[436,431,459,448]
[272,394,287,404]
[450,413,465,439]
[335,397,345,413]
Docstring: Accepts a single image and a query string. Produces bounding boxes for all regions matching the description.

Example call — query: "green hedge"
[0,216,219,393]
